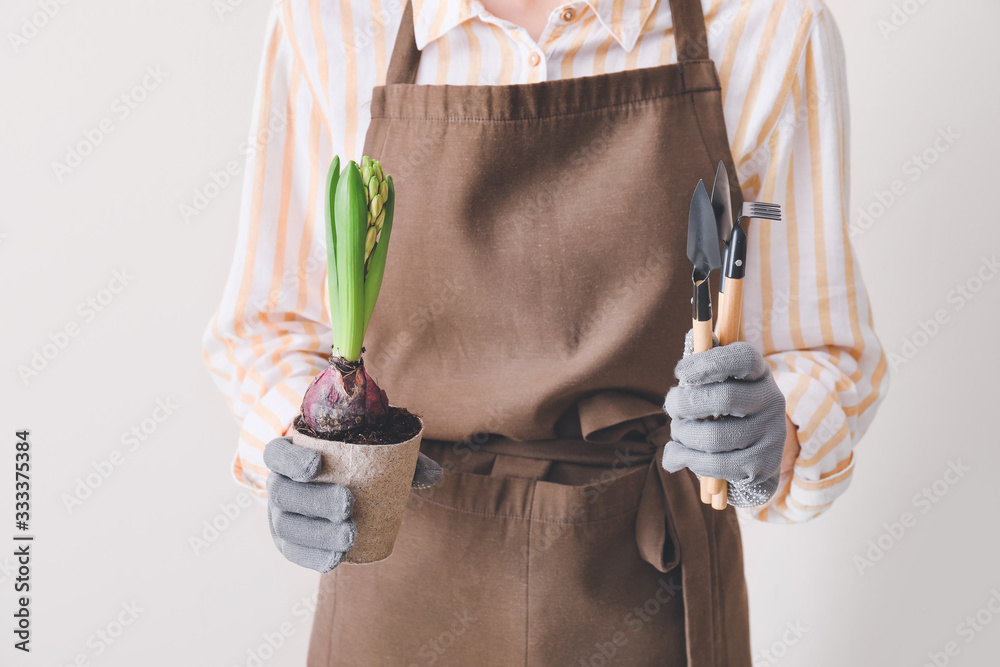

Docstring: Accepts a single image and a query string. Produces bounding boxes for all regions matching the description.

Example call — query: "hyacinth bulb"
[300,359,389,433]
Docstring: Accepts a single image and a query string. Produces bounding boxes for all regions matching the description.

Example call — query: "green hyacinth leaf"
[334,160,368,362]
[324,155,342,356]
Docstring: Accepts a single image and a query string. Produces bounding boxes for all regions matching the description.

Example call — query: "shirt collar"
[412,0,665,53]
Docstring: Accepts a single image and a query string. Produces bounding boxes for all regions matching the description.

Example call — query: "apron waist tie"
[470,420,721,666]
[473,434,677,567]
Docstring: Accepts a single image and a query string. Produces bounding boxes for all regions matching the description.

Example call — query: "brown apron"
[308,0,750,664]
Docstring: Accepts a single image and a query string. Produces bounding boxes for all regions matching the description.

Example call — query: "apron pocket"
[313,450,687,666]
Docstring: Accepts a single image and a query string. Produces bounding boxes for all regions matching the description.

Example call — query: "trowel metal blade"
[687,179,723,280]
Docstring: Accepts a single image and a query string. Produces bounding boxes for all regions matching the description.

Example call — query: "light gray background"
[1,0,996,665]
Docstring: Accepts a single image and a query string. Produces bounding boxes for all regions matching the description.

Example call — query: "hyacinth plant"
[299,155,395,434]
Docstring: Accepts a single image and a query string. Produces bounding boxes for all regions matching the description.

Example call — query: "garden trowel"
[687,179,727,509]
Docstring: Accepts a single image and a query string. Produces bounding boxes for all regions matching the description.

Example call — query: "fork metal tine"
[741,201,782,221]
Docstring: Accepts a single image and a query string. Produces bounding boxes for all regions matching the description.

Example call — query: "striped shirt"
[202,0,888,523]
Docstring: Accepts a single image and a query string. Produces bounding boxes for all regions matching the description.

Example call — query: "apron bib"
[308,1,750,664]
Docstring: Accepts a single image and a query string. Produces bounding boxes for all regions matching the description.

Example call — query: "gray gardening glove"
[661,330,786,508]
[264,436,443,572]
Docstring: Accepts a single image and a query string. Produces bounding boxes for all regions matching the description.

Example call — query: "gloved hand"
[264,436,443,572]
[661,330,786,508]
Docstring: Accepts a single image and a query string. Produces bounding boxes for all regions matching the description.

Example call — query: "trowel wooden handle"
[704,277,746,510]
[691,318,727,505]
[700,477,713,504]
[692,318,713,354]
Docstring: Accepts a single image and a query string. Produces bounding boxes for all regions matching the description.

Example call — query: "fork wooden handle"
[715,278,743,345]
[692,317,728,507]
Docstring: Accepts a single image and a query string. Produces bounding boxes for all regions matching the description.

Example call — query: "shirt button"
[561,7,577,22]
[528,52,541,67]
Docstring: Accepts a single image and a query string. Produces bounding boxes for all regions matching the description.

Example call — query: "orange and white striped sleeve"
[201,5,336,498]
[734,6,889,523]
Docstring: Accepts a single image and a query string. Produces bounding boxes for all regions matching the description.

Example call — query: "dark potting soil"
[293,406,422,445]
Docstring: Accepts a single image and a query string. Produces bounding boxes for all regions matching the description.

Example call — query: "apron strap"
[384,0,711,86]
[668,0,710,62]
[384,0,421,86]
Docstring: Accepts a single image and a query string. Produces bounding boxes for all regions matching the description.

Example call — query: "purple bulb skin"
[300,359,390,433]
